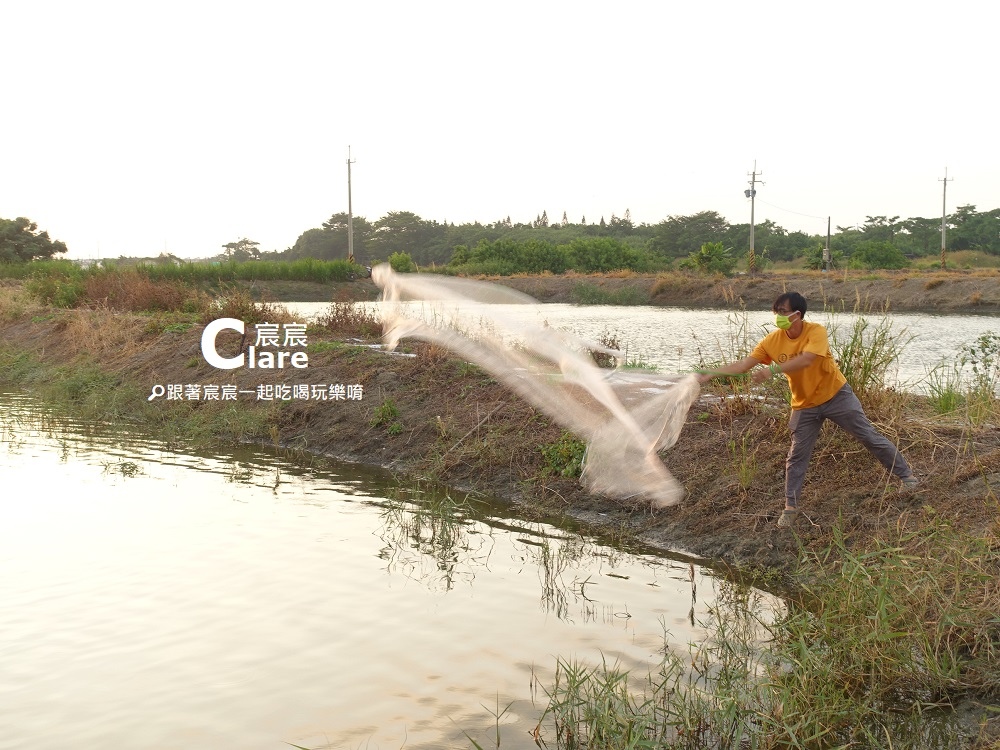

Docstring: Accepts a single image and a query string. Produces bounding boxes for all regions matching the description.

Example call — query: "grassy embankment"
[2,263,1000,748]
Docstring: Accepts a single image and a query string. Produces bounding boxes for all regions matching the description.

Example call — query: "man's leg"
[825,384,913,479]
[785,406,824,508]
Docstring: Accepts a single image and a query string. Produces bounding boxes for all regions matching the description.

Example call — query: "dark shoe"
[900,476,919,493]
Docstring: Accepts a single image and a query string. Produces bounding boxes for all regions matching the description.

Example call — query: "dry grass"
[81,269,206,312]
[200,286,295,327]
[0,281,44,322]
[54,308,151,364]
[313,296,383,339]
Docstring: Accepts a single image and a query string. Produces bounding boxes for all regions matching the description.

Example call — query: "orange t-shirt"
[750,321,846,409]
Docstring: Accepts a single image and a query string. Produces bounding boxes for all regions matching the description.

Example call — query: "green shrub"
[679,241,737,275]
[388,252,417,273]
[540,431,586,477]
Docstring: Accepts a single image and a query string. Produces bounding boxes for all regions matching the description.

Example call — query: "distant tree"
[950,205,1000,254]
[0,217,68,262]
[609,211,634,235]
[848,240,908,270]
[650,211,731,259]
[897,217,941,256]
[222,238,260,261]
[861,215,901,242]
[566,237,644,272]
[561,211,569,227]
[449,245,470,265]
[372,211,423,251]
[831,225,865,257]
[312,212,374,263]
[289,228,339,260]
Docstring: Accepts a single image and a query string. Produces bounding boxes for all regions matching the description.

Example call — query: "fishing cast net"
[372,264,700,508]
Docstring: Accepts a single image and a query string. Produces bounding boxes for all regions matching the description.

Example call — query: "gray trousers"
[785,383,912,507]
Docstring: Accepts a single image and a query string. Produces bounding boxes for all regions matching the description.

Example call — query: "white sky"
[2,0,996,260]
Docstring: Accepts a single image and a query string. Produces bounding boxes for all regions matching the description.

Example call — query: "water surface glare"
[0,394,742,749]
[290,301,1000,392]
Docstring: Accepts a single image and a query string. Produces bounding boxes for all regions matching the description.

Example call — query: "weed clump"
[200,285,293,327]
[313,297,383,339]
[533,516,1000,749]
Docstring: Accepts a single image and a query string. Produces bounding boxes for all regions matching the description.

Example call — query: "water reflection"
[373,482,707,631]
[377,490,497,593]
[0,392,731,750]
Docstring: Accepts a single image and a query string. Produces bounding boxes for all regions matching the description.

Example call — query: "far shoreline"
[241,268,1000,315]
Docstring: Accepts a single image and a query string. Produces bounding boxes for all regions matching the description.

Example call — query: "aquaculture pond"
[1,392,742,749]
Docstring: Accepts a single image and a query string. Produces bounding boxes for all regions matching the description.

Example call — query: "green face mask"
[775,312,798,330]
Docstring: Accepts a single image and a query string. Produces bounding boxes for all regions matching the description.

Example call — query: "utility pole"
[744,162,763,275]
[824,216,831,272]
[347,146,356,264]
[939,167,952,270]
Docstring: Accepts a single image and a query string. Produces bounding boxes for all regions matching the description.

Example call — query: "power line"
[755,198,827,222]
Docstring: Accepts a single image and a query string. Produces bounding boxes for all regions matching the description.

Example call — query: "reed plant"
[8,258,363,311]
[199,285,294,326]
[140,258,360,283]
[827,310,909,415]
[528,515,1000,749]
[727,433,758,491]
[79,268,205,312]
[312,298,383,339]
[696,309,784,417]
[0,258,84,280]
[924,362,966,415]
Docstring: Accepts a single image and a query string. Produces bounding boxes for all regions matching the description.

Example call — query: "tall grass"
[0,257,364,284]
[139,258,361,283]
[2,259,365,313]
[827,309,909,414]
[200,285,294,327]
[312,298,383,339]
[920,332,1000,425]
[695,309,784,415]
[530,516,1000,749]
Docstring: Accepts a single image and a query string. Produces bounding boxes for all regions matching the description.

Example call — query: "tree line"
[276,206,1000,273]
[2,205,999,272]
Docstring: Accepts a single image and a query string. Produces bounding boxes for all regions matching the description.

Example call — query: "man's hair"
[773,292,807,318]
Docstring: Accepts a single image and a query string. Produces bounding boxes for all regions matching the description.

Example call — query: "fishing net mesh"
[372,264,700,508]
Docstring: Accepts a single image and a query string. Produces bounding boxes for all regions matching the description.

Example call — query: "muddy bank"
[250,269,1000,314]
[2,292,998,573]
[502,270,1000,313]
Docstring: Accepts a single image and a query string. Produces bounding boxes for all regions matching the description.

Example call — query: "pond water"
[288,301,1000,393]
[0,392,750,749]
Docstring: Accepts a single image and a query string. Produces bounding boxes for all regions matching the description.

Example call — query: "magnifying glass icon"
[147,384,166,401]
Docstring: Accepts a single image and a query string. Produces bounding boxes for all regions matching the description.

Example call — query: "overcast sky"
[3,0,996,260]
